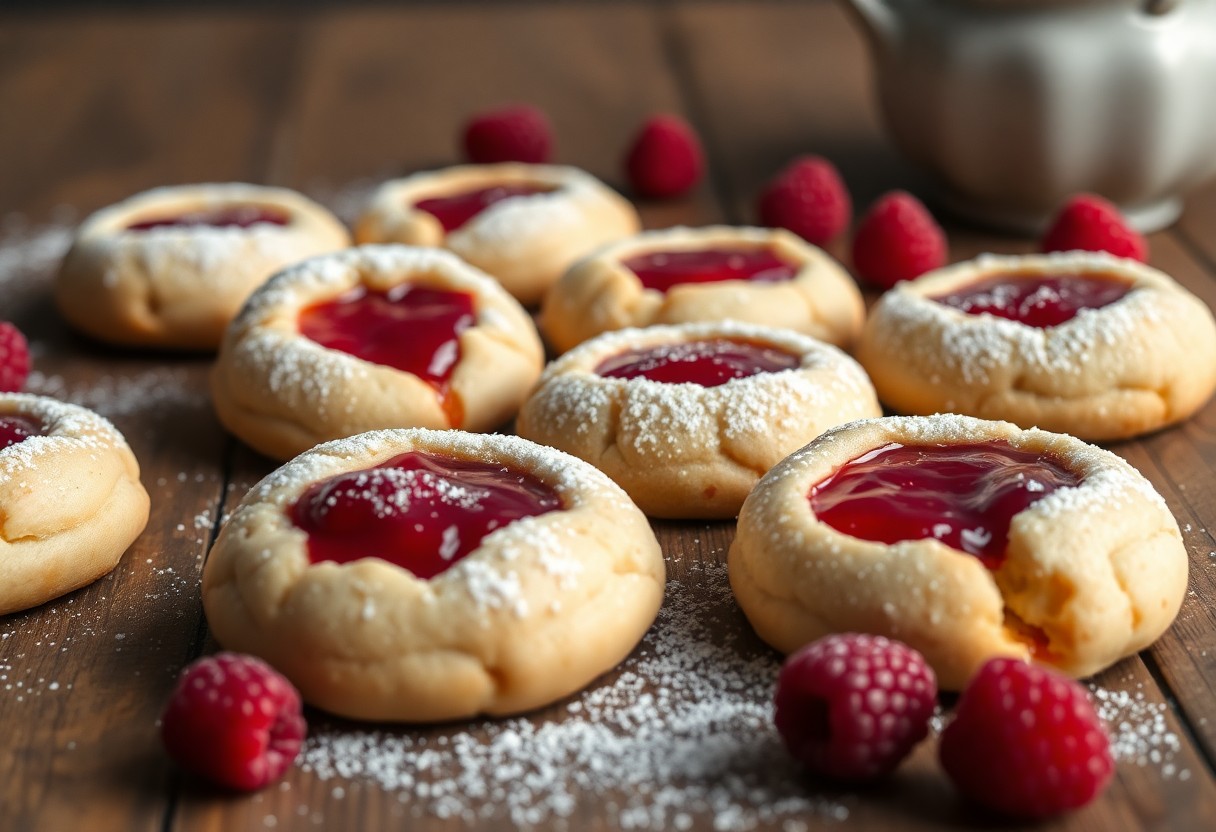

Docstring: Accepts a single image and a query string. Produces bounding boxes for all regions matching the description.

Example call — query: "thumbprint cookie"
[516,321,880,518]
[0,394,149,614]
[202,429,664,722]
[539,225,864,354]
[56,183,350,349]
[354,164,640,306]
[729,414,1188,690]
[855,252,1216,440]
[211,245,543,461]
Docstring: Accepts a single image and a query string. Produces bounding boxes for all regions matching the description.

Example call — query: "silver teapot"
[842,0,1216,231]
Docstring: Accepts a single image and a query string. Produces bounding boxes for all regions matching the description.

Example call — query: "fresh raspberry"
[1041,193,1148,262]
[462,104,553,165]
[624,114,705,199]
[756,156,851,245]
[939,657,1114,819]
[161,652,306,791]
[774,633,937,781]
[0,322,31,393]
[851,190,947,288]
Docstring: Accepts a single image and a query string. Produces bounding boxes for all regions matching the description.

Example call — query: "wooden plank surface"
[1,2,1214,831]
[0,13,298,832]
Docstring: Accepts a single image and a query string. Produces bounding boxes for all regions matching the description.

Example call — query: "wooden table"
[3,2,1215,830]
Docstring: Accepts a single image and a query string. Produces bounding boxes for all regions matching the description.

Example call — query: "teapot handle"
[1144,0,1181,15]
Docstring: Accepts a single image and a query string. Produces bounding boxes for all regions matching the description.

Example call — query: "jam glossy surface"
[622,246,799,294]
[595,338,799,387]
[931,273,1132,328]
[298,285,475,423]
[126,205,291,231]
[414,183,553,233]
[809,441,1081,568]
[0,415,42,450]
[291,450,562,579]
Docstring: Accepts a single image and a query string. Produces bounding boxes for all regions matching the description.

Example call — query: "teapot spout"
[837,0,898,47]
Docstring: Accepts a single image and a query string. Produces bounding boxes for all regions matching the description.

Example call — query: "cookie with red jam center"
[930,273,1131,328]
[55,183,350,350]
[291,450,562,579]
[809,441,1082,570]
[125,205,291,231]
[0,414,42,450]
[728,414,1188,690]
[211,245,544,462]
[0,394,150,615]
[201,428,664,723]
[298,285,477,427]
[856,252,1216,441]
[355,164,640,306]
[540,225,864,354]
[621,246,799,294]
[413,183,555,233]
[516,321,880,519]
[594,338,800,387]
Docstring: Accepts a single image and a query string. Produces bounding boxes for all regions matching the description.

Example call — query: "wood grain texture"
[2,2,1215,831]
[0,12,296,832]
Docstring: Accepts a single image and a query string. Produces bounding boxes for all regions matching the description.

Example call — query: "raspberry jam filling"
[414,183,554,233]
[595,338,799,387]
[298,285,476,425]
[126,205,291,231]
[622,246,799,294]
[809,441,1082,568]
[290,450,562,579]
[0,415,42,450]
[931,273,1132,328]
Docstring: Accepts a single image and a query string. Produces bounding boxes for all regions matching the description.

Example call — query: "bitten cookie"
[202,429,665,722]
[539,225,864,354]
[516,321,880,519]
[729,414,1188,690]
[0,394,150,615]
[855,252,1216,441]
[212,245,544,461]
[354,164,640,306]
[56,183,350,349]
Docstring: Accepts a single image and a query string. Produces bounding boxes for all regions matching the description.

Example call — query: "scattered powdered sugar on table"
[25,367,208,420]
[299,562,851,830]
[1089,683,1189,780]
[0,212,74,313]
[305,177,381,225]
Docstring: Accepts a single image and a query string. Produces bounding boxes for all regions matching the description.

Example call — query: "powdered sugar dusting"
[0,393,129,486]
[251,429,628,510]
[524,321,878,462]
[219,245,535,430]
[0,213,74,312]
[299,562,851,830]
[447,187,585,258]
[867,252,1176,387]
[229,429,636,616]
[1090,683,1188,779]
[25,367,208,421]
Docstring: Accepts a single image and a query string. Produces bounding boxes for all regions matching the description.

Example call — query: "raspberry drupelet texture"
[624,114,705,199]
[161,652,307,791]
[462,104,554,165]
[757,156,852,246]
[774,633,937,781]
[0,321,31,393]
[1041,193,1148,263]
[940,657,1114,819]
[851,190,947,288]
